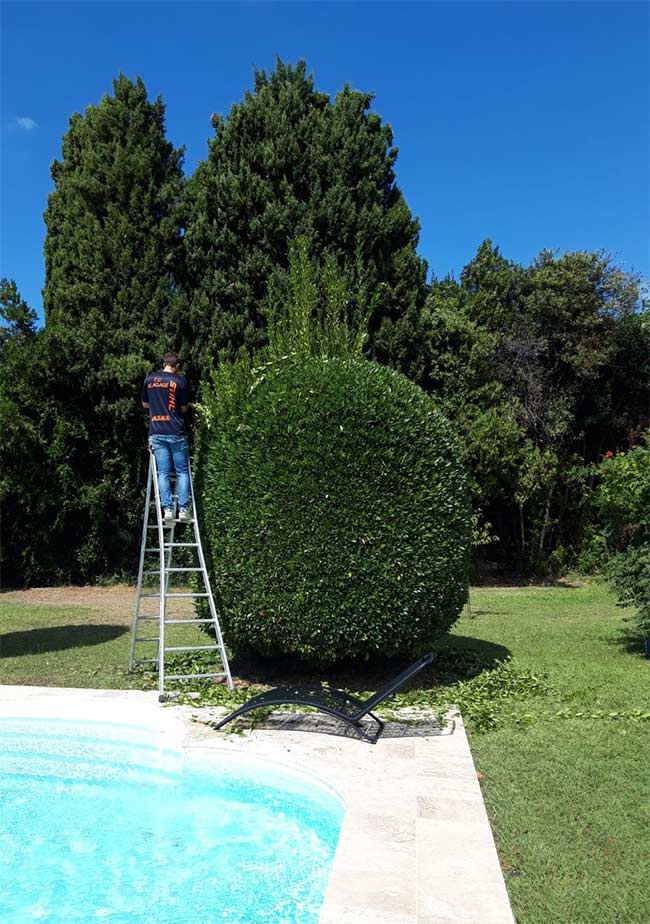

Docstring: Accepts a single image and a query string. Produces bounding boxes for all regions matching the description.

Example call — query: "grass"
[1,580,648,923]
[0,600,149,689]
[454,581,649,924]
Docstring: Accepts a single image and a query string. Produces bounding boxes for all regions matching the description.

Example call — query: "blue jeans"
[150,436,190,510]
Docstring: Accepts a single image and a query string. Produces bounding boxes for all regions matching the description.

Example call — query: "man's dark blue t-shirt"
[141,371,188,436]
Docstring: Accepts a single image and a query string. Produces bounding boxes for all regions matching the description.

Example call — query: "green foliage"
[200,355,469,663]
[196,245,470,662]
[383,658,552,733]
[412,243,646,577]
[30,74,186,584]
[595,435,650,551]
[608,547,650,635]
[264,237,372,361]
[595,435,650,634]
[0,281,58,583]
[180,58,426,376]
[0,279,37,340]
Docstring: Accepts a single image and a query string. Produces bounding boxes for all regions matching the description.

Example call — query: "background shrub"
[198,353,470,663]
[595,433,650,638]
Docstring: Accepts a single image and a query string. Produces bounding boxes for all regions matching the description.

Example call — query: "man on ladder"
[141,351,191,523]
[132,349,234,696]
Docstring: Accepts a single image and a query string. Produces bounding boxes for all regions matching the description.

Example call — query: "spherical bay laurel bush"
[198,355,470,664]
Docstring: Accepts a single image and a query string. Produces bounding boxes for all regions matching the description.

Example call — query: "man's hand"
[142,402,150,409]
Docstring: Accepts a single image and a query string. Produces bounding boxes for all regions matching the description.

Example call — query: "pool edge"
[0,684,517,924]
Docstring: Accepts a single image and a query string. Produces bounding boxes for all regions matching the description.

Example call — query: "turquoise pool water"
[0,718,343,924]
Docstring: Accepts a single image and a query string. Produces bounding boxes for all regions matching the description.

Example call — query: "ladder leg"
[159,483,176,698]
[129,454,154,672]
[189,466,234,691]
[149,451,167,700]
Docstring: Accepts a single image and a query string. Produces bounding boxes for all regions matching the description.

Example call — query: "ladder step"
[164,645,219,653]
[140,592,210,598]
[145,544,199,552]
[134,658,158,665]
[142,567,203,575]
[165,618,215,625]
[165,672,228,681]
[146,520,195,526]
[135,636,160,642]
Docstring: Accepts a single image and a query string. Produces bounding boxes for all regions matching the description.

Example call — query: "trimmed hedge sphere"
[199,356,470,664]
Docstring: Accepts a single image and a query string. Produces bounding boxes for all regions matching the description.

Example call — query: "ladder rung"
[135,636,160,642]
[134,658,159,665]
[165,567,204,573]
[145,544,199,552]
[165,672,227,681]
[165,618,215,625]
[140,592,209,598]
[164,645,218,653]
[135,617,215,626]
[147,520,195,526]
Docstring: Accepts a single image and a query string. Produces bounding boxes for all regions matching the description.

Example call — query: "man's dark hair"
[163,351,182,369]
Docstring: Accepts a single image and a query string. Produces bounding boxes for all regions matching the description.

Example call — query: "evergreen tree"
[41,74,185,581]
[180,59,426,378]
[0,281,54,584]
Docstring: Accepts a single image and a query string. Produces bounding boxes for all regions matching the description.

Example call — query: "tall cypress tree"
[42,74,185,580]
[180,59,427,377]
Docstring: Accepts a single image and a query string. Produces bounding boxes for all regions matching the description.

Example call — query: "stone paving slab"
[0,685,516,923]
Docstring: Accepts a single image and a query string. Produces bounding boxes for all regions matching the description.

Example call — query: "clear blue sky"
[2,1,648,322]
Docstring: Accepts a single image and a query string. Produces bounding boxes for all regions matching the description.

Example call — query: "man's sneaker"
[178,507,192,523]
[163,507,175,522]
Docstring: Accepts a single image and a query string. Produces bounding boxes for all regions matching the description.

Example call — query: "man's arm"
[141,378,150,410]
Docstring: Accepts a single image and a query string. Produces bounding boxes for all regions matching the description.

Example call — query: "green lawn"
[455,583,649,924]
[0,598,149,689]
[1,581,648,923]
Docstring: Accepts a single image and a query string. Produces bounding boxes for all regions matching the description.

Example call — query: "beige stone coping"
[0,685,516,924]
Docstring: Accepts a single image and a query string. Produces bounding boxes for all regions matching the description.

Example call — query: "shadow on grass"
[607,623,649,658]
[228,635,511,694]
[0,624,128,658]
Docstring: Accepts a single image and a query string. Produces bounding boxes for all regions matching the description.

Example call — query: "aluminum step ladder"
[129,451,233,700]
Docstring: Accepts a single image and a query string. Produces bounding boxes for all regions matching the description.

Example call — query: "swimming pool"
[0,717,344,924]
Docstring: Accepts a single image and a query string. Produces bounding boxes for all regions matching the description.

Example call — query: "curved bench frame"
[213,651,433,742]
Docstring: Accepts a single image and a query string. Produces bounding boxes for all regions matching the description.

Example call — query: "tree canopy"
[180,59,427,378]
[37,74,185,580]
